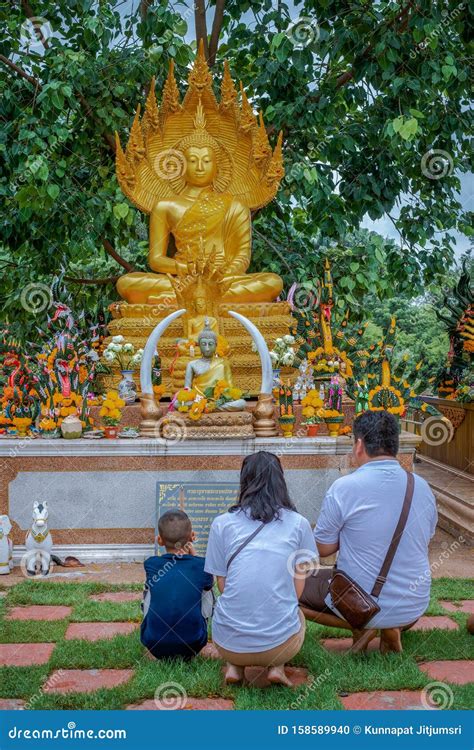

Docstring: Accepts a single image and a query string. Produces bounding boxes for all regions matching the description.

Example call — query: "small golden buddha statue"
[168,244,220,340]
[184,320,246,411]
[115,42,285,307]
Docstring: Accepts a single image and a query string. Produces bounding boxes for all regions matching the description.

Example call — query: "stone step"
[415,456,474,544]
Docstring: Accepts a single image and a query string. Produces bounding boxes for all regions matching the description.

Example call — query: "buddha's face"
[184,146,216,187]
[195,295,206,314]
[199,336,217,358]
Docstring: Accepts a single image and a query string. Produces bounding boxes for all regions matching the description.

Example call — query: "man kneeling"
[300,410,437,653]
[141,510,213,660]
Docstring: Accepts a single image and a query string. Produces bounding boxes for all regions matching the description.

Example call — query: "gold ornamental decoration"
[113,41,285,307]
[115,41,284,215]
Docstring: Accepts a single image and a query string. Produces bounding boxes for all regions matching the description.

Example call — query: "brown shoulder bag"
[329,471,414,629]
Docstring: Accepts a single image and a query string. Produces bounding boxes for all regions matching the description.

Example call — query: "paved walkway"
[0,585,472,710]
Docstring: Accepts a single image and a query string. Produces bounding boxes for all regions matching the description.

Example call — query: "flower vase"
[306,423,320,437]
[272,368,281,388]
[118,370,137,405]
[325,416,344,437]
[104,425,119,439]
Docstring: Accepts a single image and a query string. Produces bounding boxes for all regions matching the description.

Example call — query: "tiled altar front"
[0,434,420,562]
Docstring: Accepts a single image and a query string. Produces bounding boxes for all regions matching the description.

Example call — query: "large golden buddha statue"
[115,41,284,306]
[105,43,294,397]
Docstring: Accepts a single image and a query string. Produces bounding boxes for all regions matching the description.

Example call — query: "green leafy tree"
[1,0,472,332]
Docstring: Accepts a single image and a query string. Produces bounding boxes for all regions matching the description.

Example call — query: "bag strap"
[371,471,414,598]
[226,522,266,570]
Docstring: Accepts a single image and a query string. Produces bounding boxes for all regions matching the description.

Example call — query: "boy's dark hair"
[353,410,399,457]
[158,510,192,549]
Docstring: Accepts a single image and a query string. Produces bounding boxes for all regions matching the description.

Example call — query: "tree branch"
[208,0,225,66]
[194,0,209,58]
[77,92,116,153]
[64,276,119,286]
[0,55,116,153]
[311,0,416,103]
[0,54,41,88]
[102,238,136,272]
[140,0,153,22]
[21,0,49,48]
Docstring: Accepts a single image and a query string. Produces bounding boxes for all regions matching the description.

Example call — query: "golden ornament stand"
[139,401,255,439]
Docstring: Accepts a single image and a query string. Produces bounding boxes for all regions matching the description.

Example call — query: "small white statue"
[0,515,13,574]
[293,359,315,403]
[25,501,53,576]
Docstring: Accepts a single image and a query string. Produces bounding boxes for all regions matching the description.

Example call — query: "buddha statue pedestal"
[102,300,294,397]
[158,410,254,440]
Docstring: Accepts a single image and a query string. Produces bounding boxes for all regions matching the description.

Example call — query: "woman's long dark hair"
[229,451,297,523]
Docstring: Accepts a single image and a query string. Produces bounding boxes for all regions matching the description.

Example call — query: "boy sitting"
[141,509,213,660]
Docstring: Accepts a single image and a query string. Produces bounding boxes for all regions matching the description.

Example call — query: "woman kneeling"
[205,451,317,685]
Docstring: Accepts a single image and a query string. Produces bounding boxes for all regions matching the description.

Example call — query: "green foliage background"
[1,0,472,377]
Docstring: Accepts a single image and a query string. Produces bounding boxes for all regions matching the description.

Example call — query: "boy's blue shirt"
[141,553,213,649]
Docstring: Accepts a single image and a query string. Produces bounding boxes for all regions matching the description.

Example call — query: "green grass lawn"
[0,578,472,710]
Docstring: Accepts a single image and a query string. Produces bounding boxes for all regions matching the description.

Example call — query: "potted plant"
[103,337,144,404]
[99,390,125,438]
[301,389,324,436]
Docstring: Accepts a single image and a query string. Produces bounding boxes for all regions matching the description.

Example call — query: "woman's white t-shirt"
[204,508,316,653]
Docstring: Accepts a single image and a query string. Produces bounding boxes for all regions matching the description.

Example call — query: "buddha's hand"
[205,245,231,290]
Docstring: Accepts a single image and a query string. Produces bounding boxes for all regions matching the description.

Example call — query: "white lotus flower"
[270,351,279,364]
[123,343,134,353]
[104,351,115,362]
[283,334,295,345]
[282,352,295,366]
[112,335,125,344]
